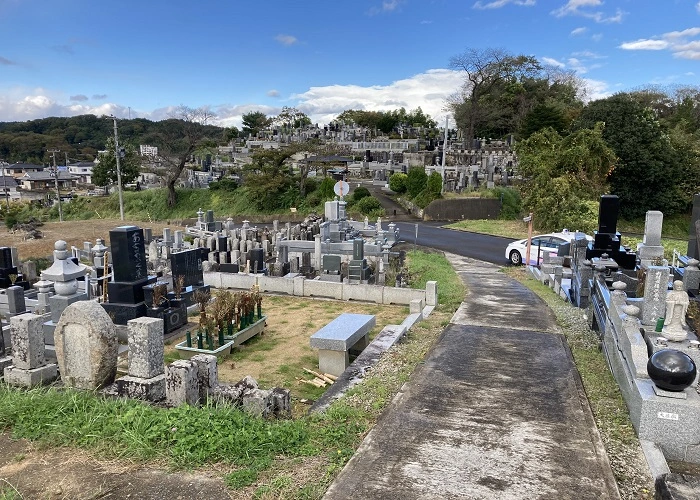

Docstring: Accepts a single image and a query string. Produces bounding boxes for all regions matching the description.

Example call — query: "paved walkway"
[324,254,620,499]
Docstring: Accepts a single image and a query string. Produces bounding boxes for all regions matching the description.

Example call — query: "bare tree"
[448,48,540,142]
[154,106,216,207]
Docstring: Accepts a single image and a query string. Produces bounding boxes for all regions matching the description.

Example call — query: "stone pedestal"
[3,313,58,387]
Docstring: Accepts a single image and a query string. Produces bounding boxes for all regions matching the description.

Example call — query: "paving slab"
[324,253,619,500]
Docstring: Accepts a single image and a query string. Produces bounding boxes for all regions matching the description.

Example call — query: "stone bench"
[310,313,376,377]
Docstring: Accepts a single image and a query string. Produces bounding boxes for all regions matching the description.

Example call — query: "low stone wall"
[423,198,501,221]
[204,272,437,307]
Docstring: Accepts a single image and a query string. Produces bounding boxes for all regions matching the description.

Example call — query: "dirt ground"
[1,218,182,262]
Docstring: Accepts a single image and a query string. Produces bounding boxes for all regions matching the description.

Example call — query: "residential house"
[0,175,20,202]
[19,171,78,191]
[1,163,45,178]
[67,161,95,184]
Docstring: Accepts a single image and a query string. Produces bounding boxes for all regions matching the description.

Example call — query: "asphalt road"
[394,221,515,266]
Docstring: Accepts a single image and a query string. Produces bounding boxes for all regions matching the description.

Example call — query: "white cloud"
[267,90,280,97]
[697,1,700,14]
[0,70,462,129]
[541,57,565,67]
[291,69,463,125]
[473,0,535,9]
[367,0,403,16]
[619,27,700,59]
[274,34,298,46]
[581,78,611,102]
[551,0,624,23]
[570,27,587,36]
[619,39,669,50]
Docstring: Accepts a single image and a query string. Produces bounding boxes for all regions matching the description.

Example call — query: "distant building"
[0,175,20,201]
[140,145,158,157]
[2,163,44,178]
[19,171,78,191]
[67,161,95,184]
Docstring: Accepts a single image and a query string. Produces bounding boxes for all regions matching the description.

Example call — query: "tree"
[388,172,407,193]
[273,107,311,131]
[448,48,541,142]
[241,111,271,138]
[572,93,685,218]
[406,167,428,198]
[93,137,141,192]
[149,106,217,207]
[515,125,616,231]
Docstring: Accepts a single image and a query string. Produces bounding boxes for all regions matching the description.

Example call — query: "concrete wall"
[423,198,501,221]
[204,272,437,307]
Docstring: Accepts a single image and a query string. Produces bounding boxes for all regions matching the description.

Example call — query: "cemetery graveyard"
[1,203,430,415]
[530,194,700,470]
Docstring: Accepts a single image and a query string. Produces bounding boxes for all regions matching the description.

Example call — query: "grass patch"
[0,249,462,498]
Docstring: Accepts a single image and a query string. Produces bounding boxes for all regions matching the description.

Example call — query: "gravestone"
[4,313,58,387]
[115,316,166,401]
[54,301,118,389]
[688,194,700,260]
[102,226,156,324]
[586,195,636,269]
[166,359,200,406]
[169,247,204,287]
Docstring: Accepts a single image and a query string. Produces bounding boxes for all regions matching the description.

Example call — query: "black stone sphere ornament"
[647,349,697,392]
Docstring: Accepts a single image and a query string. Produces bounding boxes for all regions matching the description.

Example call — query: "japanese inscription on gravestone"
[110,226,147,282]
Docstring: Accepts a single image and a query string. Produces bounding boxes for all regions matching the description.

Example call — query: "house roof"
[22,171,77,180]
[5,163,44,170]
[68,162,96,168]
[0,176,18,187]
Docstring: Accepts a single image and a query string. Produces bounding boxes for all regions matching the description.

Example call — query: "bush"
[317,177,336,201]
[388,173,407,194]
[427,172,443,196]
[413,189,438,209]
[208,178,238,191]
[353,186,371,201]
[482,187,522,220]
[406,167,428,198]
[353,196,385,218]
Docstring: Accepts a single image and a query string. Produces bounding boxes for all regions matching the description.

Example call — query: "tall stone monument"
[101,226,156,324]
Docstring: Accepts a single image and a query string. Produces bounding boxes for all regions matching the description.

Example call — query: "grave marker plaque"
[110,226,147,282]
[169,248,204,287]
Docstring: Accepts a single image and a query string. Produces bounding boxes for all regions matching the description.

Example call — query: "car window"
[550,237,566,246]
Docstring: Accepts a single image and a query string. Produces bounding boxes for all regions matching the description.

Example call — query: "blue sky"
[1,0,698,128]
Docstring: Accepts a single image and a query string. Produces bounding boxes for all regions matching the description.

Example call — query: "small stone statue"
[662,280,691,342]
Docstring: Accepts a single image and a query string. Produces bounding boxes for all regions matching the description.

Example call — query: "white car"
[505,230,591,266]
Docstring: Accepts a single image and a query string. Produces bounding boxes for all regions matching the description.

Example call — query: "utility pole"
[440,115,448,195]
[47,149,63,222]
[109,116,125,221]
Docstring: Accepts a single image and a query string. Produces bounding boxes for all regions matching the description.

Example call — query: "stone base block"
[0,356,12,373]
[3,363,58,387]
[318,349,349,377]
[115,374,166,402]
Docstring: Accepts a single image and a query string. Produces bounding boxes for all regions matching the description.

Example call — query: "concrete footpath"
[324,254,620,500]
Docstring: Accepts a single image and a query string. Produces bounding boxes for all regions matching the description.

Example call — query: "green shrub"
[351,196,385,218]
[482,187,522,220]
[406,167,428,198]
[353,186,371,201]
[317,177,336,200]
[413,189,438,209]
[427,172,443,196]
[388,173,408,193]
[208,178,238,191]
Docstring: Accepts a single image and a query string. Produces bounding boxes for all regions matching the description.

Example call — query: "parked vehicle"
[505,230,592,265]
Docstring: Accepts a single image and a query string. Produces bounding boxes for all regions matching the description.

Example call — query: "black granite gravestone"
[586,195,637,269]
[249,248,265,274]
[169,248,204,287]
[102,226,155,324]
[598,195,619,234]
[110,226,147,282]
[688,194,700,260]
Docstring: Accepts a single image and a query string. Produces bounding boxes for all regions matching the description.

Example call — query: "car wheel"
[509,250,523,266]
